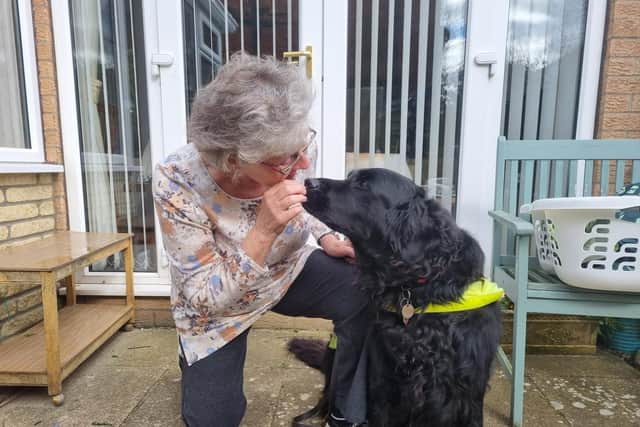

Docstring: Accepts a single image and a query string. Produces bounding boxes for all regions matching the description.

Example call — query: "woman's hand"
[320,233,355,262]
[244,180,306,265]
[254,180,307,238]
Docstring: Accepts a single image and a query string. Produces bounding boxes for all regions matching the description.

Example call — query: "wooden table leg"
[123,236,135,330]
[41,271,64,405]
[63,275,76,306]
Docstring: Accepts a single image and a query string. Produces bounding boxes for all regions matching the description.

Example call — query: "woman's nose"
[293,152,311,171]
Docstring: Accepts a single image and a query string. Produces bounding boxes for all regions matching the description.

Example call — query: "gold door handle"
[283,45,312,79]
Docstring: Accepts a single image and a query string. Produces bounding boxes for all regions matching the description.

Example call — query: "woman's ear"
[224,154,243,182]
[226,153,239,168]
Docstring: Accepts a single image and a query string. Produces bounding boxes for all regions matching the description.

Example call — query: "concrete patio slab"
[0,327,638,426]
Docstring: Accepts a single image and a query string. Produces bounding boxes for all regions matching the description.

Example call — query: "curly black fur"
[299,168,502,427]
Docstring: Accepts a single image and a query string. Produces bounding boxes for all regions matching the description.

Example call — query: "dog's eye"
[353,181,368,191]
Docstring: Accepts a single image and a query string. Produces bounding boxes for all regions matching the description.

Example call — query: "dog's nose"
[305,178,321,191]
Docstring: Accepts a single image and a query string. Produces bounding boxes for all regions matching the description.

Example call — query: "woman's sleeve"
[303,211,333,242]
[153,164,270,314]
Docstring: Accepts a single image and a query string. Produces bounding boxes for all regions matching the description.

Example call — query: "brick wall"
[0,0,67,340]
[597,0,640,140]
[34,0,68,230]
[594,0,640,194]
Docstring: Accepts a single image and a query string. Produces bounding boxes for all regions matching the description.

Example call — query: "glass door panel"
[499,0,590,208]
[345,0,469,213]
[501,0,588,141]
[69,0,156,273]
[182,0,300,114]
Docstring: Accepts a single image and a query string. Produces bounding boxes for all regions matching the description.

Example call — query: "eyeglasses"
[261,129,317,175]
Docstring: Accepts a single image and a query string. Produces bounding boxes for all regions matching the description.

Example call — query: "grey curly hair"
[188,53,314,172]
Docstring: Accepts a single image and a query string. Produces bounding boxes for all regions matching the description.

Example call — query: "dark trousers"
[179,250,370,427]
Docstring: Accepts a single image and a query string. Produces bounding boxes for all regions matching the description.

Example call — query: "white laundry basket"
[527,196,640,293]
[523,204,559,274]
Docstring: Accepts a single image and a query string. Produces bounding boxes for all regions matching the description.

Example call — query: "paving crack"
[118,367,169,427]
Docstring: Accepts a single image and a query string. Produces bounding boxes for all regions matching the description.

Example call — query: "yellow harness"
[384,278,504,320]
[411,278,504,313]
[327,280,504,348]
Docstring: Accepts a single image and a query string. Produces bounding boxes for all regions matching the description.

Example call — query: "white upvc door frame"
[59,0,326,296]
[319,0,607,274]
[455,0,510,274]
[456,0,607,273]
[51,0,186,296]
[317,0,513,271]
[51,0,606,293]
[298,0,330,179]
[317,0,349,179]
[573,0,608,196]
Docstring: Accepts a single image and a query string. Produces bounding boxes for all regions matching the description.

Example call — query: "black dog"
[294,168,502,427]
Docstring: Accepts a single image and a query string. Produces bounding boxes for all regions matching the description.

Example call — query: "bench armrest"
[489,210,534,236]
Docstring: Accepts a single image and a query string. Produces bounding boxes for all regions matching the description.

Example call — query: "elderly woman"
[153,54,369,427]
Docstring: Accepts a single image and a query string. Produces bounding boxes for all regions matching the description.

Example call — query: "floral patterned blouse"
[153,144,331,366]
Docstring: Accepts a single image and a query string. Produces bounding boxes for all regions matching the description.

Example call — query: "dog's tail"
[287,338,328,371]
[287,338,333,427]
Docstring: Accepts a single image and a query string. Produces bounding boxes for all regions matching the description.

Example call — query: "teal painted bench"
[488,137,640,426]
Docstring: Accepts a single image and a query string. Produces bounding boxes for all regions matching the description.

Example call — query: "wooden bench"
[0,231,135,405]
[489,138,640,426]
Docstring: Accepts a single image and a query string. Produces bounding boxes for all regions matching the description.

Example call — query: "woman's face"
[236,130,316,188]
[237,147,313,188]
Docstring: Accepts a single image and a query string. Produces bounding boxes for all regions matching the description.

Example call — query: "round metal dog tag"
[401,304,415,324]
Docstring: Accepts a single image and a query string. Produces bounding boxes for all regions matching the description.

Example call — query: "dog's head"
[303,169,484,303]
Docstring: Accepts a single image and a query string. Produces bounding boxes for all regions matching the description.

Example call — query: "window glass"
[0,0,30,150]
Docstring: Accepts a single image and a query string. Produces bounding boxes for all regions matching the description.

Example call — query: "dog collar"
[384,278,504,323]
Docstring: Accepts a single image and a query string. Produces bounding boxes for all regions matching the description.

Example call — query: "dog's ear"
[384,194,431,264]
[385,195,462,268]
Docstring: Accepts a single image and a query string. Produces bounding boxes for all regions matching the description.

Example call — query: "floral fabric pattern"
[153,144,331,365]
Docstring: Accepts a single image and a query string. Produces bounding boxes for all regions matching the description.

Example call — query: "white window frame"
[0,0,46,166]
[196,7,223,85]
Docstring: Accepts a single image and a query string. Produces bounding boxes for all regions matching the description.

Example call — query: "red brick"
[53,178,66,194]
[153,309,175,327]
[40,95,57,114]
[607,57,640,76]
[37,61,55,79]
[31,0,50,8]
[609,39,640,57]
[133,310,155,328]
[35,40,53,62]
[605,76,640,93]
[38,78,57,96]
[598,130,629,139]
[43,128,60,146]
[602,113,640,130]
[41,113,59,132]
[611,1,640,37]
[603,94,631,112]
[33,21,51,43]
[31,5,49,26]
